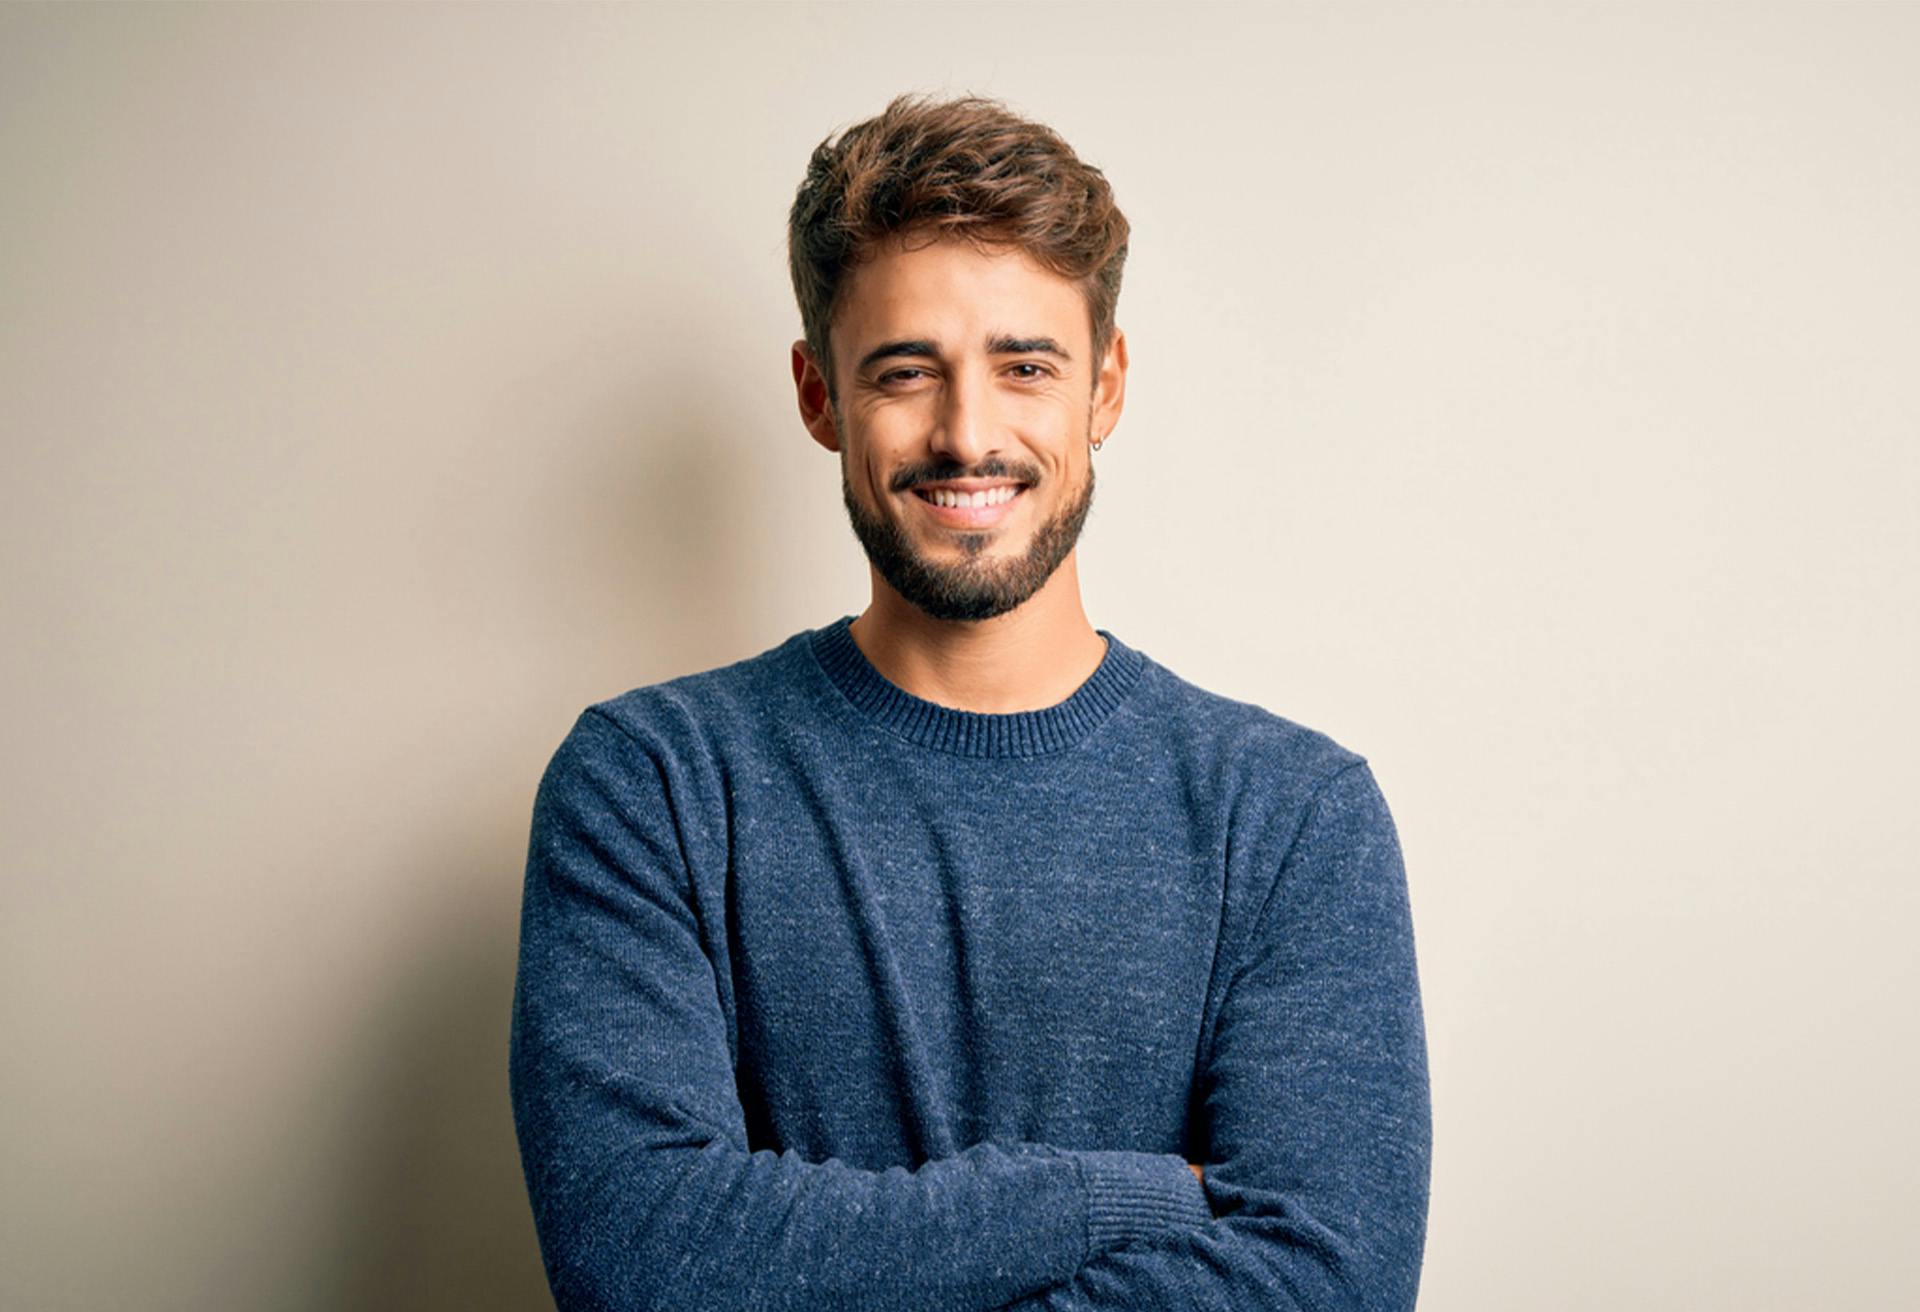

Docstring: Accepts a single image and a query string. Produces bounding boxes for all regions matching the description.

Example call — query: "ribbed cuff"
[1073,1150,1213,1256]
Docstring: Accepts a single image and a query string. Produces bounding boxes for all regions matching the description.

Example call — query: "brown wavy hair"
[788,93,1130,406]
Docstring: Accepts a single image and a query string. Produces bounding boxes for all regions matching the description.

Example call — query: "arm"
[994,760,1433,1311]
[508,709,1212,1312]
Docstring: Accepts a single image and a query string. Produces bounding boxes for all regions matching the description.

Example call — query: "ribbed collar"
[806,613,1148,758]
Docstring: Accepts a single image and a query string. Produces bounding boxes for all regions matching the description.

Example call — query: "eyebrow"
[855,334,1073,373]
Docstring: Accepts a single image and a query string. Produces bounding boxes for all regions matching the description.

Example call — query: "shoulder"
[1111,640,1401,874]
[1124,649,1371,806]
[583,626,812,752]
[1117,647,1402,940]
[540,626,816,792]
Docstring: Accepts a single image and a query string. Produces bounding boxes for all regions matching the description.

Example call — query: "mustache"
[891,459,1040,492]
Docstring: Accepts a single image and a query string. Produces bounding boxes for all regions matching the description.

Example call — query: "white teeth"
[925,485,1018,508]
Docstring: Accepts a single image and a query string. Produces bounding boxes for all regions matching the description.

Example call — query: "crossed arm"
[508,712,1430,1310]
[986,760,1431,1311]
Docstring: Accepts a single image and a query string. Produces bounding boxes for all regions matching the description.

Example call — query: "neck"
[849,558,1107,714]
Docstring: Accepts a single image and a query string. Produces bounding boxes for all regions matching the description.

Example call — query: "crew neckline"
[805,613,1148,758]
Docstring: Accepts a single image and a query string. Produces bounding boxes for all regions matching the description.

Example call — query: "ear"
[792,340,840,453]
[1090,327,1128,449]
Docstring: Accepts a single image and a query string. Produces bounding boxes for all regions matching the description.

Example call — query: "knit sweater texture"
[508,615,1432,1310]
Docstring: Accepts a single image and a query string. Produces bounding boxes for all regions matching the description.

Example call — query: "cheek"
[1025,391,1087,433]
[850,404,925,455]
[852,440,903,501]
[1022,396,1090,455]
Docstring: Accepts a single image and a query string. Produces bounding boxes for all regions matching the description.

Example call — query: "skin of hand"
[1189,1163,1204,1185]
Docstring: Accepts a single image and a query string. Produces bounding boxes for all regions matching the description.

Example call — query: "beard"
[840,445,1097,623]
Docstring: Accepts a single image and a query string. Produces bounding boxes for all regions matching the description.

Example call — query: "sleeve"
[991,759,1433,1311]
[507,709,1213,1312]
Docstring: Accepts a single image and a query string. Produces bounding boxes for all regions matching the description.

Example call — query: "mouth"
[908,481,1029,529]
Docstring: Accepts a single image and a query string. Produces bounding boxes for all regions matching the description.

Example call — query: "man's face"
[792,233,1126,623]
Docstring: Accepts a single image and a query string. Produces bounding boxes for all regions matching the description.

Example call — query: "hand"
[1188,1162,1204,1185]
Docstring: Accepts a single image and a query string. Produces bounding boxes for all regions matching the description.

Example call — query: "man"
[509,93,1431,1311]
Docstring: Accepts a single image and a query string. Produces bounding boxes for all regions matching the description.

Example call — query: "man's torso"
[584,616,1360,1171]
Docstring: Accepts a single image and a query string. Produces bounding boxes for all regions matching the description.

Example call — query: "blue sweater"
[509,615,1431,1310]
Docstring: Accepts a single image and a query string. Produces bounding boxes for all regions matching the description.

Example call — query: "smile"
[910,483,1027,528]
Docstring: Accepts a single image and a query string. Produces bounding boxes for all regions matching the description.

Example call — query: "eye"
[880,367,930,385]
[1007,362,1050,382]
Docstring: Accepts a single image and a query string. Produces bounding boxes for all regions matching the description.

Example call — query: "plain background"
[3,3,1915,1309]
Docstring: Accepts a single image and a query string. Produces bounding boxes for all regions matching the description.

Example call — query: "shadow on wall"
[326,848,553,1312]
[319,397,769,1312]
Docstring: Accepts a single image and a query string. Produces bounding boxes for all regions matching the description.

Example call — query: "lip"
[909,483,1027,529]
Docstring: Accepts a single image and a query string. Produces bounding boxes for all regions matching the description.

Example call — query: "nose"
[930,362,994,467]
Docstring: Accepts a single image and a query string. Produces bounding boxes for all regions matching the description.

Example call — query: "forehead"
[831,234,1088,356]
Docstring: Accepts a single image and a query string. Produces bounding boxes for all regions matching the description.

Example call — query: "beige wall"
[3,4,1915,1308]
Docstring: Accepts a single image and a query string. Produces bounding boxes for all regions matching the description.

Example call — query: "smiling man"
[810,236,1112,627]
[797,228,1120,710]
[510,94,1432,1311]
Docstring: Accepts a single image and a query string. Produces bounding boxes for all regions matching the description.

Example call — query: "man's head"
[786,94,1131,623]
[788,93,1131,413]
